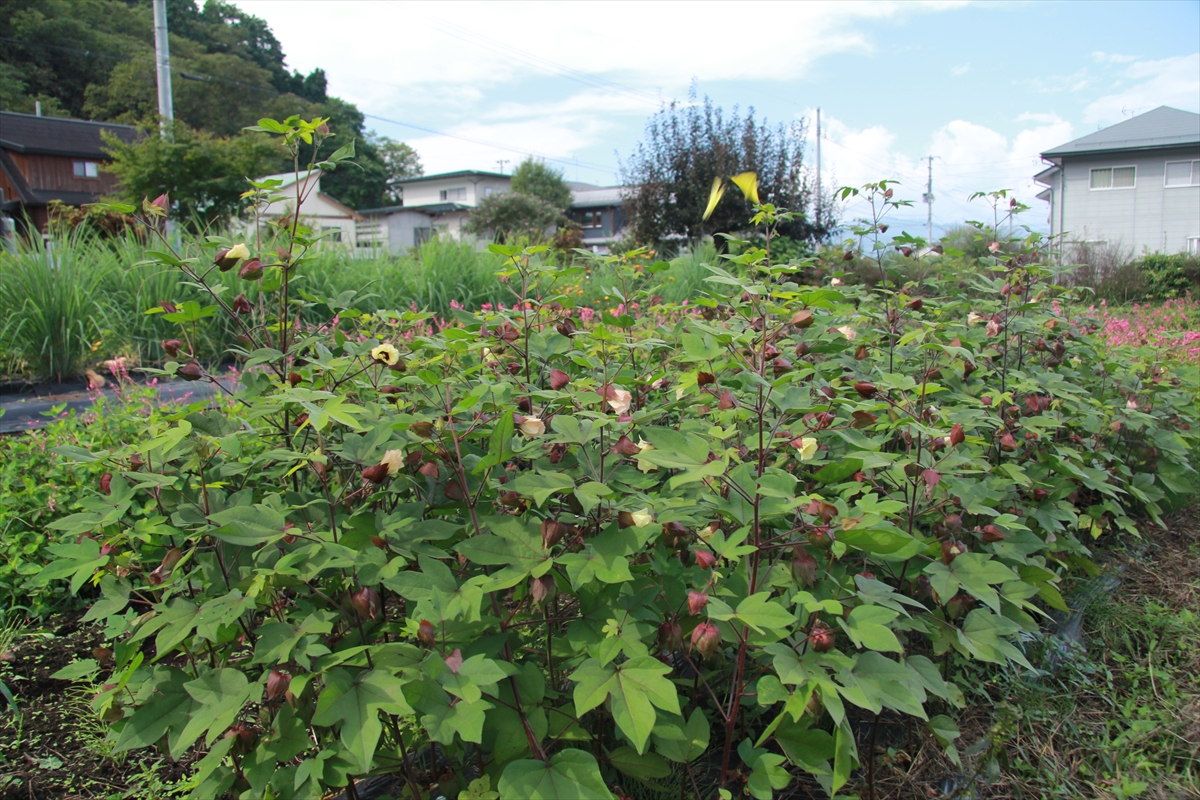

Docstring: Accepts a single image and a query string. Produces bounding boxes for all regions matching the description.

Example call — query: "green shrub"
[34,142,1200,800]
[1133,252,1200,300]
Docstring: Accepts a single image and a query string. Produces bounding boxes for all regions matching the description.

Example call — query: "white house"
[1034,106,1200,257]
[252,170,362,248]
[357,169,630,254]
[357,170,512,252]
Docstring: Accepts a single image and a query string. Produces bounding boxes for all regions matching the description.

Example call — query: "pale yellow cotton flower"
[380,449,405,475]
[226,243,250,260]
[518,416,546,437]
[836,326,857,341]
[636,438,657,473]
[371,343,401,366]
[631,508,653,527]
[607,387,632,415]
[798,437,818,461]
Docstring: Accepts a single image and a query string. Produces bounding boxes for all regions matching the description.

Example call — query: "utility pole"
[496,159,510,175]
[152,0,174,141]
[815,107,821,234]
[921,156,935,245]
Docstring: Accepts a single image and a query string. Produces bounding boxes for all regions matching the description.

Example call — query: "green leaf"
[498,749,613,800]
[571,657,681,754]
[841,606,903,653]
[608,746,671,780]
[707,593,795,634]
[174,669,254,758]
[312,668,414,772]
[208,504,287,546]
[814,458,863,485]
[507,471,576,506]
[950,553,1019,613]
[459,775,501,800]
[651,709,710,763]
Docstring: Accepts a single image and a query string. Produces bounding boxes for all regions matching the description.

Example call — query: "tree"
[620,92,835,248]
[377,136,423,205]
[101,121,277,230]
[464,192,562,242]
[510,157,573,211]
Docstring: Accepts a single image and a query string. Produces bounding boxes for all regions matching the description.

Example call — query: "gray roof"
[0,111,138,158]
[358,201,471,216]
[571,187,626,208]
[1041,106,1200,158]
[391,170,510,186]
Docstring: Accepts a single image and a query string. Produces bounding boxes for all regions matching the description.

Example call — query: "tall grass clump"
[0,231,108,382]
[403,236,508,314]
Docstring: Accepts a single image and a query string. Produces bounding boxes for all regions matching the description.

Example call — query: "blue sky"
[238,0,1200,233]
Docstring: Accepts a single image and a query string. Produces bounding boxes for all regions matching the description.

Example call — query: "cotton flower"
[630,508,653,527]
[831,278,843,287]
[371,343,401,365]
[796,437,818,461]
[636,438,657,473]
[986,319,1001,337]
[1126,398,1138,410]
[226,243,250,260]
[518,416,546,437]
[604,385,632,415]
[380,449,405,475]
[967,312,983,326]
[836,326,857,341]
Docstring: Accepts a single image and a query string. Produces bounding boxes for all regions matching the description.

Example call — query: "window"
[1165,160,1200,187]
[484,186,496,197]
[579,210,603,229]
[439,187,466,202]
[1188,237,1200,256]
[72,160,99,179]
[320,226,343,243]
[1090,166,1135,190]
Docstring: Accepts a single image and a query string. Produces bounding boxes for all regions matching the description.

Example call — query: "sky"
[236,0,1200,235]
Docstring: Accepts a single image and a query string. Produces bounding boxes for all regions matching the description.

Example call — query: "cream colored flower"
[798,437,818,461]
[831,277,843,287]
[630,508,653,527]
[380,449,405,475]
[985,319,1001,337]
[836,326,857,341]
[518,416,546,437]
[226,243,250,260]
[371,343,401,365]
[1126,398,1138,410]
[636,438,657,473]
[967,312,983,326]
[607,386,632,415]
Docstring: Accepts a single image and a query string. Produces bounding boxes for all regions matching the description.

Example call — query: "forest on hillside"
[0,0,420,209]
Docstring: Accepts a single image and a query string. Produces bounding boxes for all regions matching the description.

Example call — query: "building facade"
[1035,106,1200,257]
[0,110,138,233]
[252,170,362,248]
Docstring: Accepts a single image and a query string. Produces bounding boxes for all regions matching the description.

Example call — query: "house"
[566,185,626,253]
[0,110,138,233]
[1035,106,1200,257]
[357,168,629,254]
[253,170,362,248]
[357,170,512,251]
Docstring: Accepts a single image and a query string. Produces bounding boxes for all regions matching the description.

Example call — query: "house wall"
[1054,146,1200,254]
[6,151,123,196]
[400,176,511,207]
[259,176,358,248]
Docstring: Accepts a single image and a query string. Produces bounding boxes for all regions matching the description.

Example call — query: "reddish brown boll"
[266,670,291,701]
[362,463,389,484]
[549,368,571,390]
[161,339,184,358]
[691,622,722,658]
[694,549,717,570]
[854,381,877,399]
[808,626,835,653]
[418,619,436,646]
[687,590,709,616]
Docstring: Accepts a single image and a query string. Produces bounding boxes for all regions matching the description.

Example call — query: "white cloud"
[1083,53,1200,123]
[809,111,1073,235]
[951,63,971,75]
[1092,51,1138,64]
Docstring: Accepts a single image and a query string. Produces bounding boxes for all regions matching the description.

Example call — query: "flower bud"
[941,539,965,565]
[232,294,253,315]
[288,371,302,387]
[854,381,877,399]
[362,463,389,484]
[949,423,965,447]
[215,243,249,271]
[662,521,688,548]
[792,547,818,587]
[542,519,566,549]
[687,590,709,616]
[981,524,1006,543]
[690,622,721,658]
[530,574,556,605]
[808,625,835,653]
[999,432,1018,451]
[161,339,184,358]
[842,250,854,261]
[266,670,291,701]
[908,297,924,311]
[410,421,434,438]
[238,259,264,281]
[717,390,737,410]
[612,434,640,457]
[350,586,380,620]
[418,619,436,646]
[99,473,112,495]
[549,369,570,390]
[694,549,716,570]
[418,461,439,479]
[791,310,814,328]
[177,362,203,381]
[658,620,683,652]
